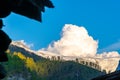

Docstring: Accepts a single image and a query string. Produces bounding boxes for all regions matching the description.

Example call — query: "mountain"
[9,41,44,61]
[9,41,120,73]
[2,41,106,80]
[3,52,105,80]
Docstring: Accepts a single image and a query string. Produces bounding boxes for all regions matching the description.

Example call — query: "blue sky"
[2,0,120,53]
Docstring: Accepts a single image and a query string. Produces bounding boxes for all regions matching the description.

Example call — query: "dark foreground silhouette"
[0,0,54,22]
[0,20,11,79]
[0,0,54,79]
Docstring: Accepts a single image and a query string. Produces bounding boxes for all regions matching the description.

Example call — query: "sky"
[2,0,120,54]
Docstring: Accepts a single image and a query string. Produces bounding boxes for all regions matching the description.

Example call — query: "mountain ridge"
[9,41,120,73]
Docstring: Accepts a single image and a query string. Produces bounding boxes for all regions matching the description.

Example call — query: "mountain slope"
[1,41,105,80]
[9,41,120,73]
[3,52,105,80]
[9,42,44,61]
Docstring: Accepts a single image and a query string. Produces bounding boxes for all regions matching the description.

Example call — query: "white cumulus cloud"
[40,24,98,57]
[96,51,120,58]
[14,24,119,58]
[12,40,34,49]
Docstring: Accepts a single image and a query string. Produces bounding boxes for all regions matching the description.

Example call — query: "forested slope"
[2,51,105,80]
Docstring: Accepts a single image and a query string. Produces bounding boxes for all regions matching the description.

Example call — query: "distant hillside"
[2,51,105,80]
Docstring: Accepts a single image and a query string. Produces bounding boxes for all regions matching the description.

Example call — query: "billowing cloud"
[12,40,34,49]
[12,24,119,58]
[40,24,98,57]
[96,51,120,58]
